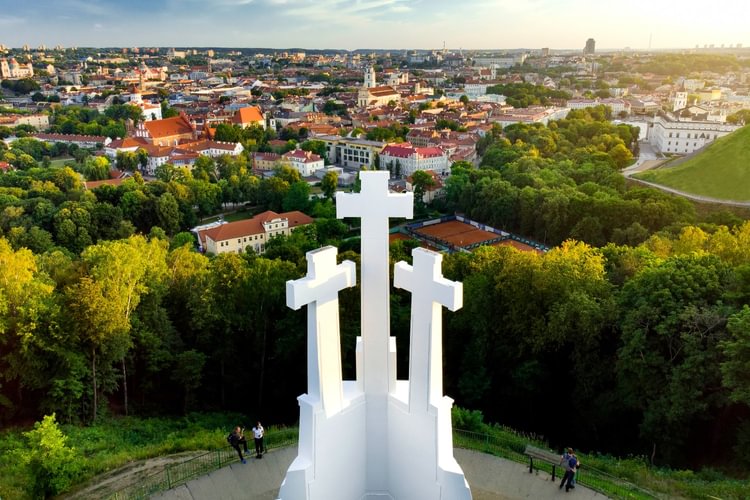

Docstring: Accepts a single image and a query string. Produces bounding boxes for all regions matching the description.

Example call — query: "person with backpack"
[227,426,249,464]
[559,447,578,492]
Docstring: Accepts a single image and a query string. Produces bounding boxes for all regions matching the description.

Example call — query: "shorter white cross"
[394,247,462,413]
[287,246,356,415]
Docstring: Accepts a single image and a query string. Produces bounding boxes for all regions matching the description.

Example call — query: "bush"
[452,406,486,433]
[21,414,83,498]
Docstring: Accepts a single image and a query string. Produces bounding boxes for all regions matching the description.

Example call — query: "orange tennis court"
[414,220,499,247]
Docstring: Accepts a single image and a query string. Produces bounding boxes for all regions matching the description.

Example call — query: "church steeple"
[363,65,376,88]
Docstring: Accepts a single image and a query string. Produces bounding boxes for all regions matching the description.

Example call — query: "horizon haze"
[1,0,749,51]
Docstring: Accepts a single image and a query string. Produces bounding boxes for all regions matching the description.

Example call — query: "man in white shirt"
[252,421,265,459]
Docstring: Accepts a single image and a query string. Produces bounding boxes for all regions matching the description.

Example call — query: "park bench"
[523,444,562,481]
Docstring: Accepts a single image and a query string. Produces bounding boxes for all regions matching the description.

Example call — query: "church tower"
[364,65,376,88]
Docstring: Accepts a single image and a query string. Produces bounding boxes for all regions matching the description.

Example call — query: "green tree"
[21,414,82,498]
[156,192,181,235]
[83,156,111,181]
[721,306,750,406]
[321,170,338,201]
[617,254,731,464]
[171,350,206,412]
[410,169,435,209]
[282,181,311,212]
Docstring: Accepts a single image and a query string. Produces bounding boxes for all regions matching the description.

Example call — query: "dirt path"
[60,450,208,500]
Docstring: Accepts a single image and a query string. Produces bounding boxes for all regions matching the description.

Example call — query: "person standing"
[559,447,576,491]
[252,421,265,459]
[228,426,249,464]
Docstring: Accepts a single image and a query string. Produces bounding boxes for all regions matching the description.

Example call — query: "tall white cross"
[336,171,413,395]
[337,171,412,491]
[287,246,356,416]
[394,248,462,413]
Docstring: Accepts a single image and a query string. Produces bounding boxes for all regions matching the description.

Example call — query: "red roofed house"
[379,142,449,177]
[231,106,266,130]
[282,148,325,176]
[104,137,150,158]
[199,210,313,255]
[134,113,196,146]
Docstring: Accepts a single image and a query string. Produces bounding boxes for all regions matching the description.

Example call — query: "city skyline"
[1,0,749,51]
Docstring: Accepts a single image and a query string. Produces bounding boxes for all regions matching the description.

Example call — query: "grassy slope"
[635,125,750,200]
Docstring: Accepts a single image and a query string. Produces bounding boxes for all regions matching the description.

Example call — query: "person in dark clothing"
[560,451,578,492]
[228,426,249,464]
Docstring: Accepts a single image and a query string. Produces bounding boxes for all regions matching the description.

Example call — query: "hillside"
[635,124,750,200]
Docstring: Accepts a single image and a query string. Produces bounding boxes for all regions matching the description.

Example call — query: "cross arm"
[286,246,356,310]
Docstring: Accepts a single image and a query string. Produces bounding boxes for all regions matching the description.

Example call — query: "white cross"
[287,246,356,416]
[336,171,413,395]
[394,247,462,413]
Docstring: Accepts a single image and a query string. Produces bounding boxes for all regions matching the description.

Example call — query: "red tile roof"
[381,143,445,158]
[232,106,264,125]
[202,210,314,243]
[108,137,149,149]
[143,114,194,139]
[283,149,322,163]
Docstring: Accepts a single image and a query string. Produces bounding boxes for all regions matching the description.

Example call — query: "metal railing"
[453,429,659,499]
[108,427,657,500]
[108,428,298,500]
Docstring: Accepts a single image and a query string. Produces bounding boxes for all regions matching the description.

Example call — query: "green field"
[49,157,75,167]
[635,125,750,200]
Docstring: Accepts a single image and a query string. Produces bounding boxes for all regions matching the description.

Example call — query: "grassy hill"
[635,125,750,200]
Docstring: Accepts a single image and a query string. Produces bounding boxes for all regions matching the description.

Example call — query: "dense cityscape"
[2,26,750,500]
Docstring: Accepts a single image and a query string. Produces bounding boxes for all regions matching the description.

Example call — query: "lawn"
[49,157,75,168]
[634,125,750,201]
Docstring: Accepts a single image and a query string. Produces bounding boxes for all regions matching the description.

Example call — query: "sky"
[1,0,749,51]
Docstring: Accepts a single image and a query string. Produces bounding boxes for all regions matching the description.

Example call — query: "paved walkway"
[153,447,608,500]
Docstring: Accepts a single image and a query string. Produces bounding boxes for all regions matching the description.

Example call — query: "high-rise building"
[584,38,596,55]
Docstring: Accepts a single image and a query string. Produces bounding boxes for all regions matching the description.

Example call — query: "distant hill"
[635,125,750,201]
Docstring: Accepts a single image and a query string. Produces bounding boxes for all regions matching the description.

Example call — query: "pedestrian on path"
[252,421,265,459]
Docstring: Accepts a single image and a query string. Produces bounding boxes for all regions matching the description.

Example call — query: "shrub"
[452,406,486,433]
[21,414,83,498]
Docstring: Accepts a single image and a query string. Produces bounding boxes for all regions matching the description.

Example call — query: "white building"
[474,53,527,68]
[673,92,688,112]
[380,143,450,177]
[491,106,569,128]
[649,114,740,154]
[463,81,490,98]
[0,57,33,79]
[282,149,325,177]
[567,97,631,116]
[317,135,385,170]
